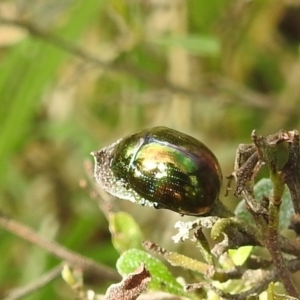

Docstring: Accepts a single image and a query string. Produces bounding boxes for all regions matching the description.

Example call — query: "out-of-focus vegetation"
[1,0,300,299]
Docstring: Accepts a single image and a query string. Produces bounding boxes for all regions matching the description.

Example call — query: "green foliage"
[116,248,196,299]
[235,178,294,230]
[1,0,300,299]
[108,212,143,253]
[228,246,253,266]
[0,0,103,189]
[267,283,299,300]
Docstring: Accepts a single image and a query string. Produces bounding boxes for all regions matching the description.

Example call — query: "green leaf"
[235,178,294,230]
[116,249,196,299]
[108,212,143,253]
[152,34,220,56]
[228,246,253,266]
[267,282,298,300]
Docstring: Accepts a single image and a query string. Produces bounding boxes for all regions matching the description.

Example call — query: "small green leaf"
[228,246,253,266]
[116,249,195,299]
[108,212,143,253]
[152,34,220,56]
[267,282,298,300]
[235,178,294,230]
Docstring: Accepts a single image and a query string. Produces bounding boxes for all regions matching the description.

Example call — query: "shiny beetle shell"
[91,126,222,216]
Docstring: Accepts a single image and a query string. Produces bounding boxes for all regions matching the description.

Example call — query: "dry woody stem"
[0,211,120,282]
[231,129,300,298]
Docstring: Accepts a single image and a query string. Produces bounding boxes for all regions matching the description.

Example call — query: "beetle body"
[91,126,222,216]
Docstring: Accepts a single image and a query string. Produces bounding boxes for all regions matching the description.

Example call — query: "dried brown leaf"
[105,264,151,300]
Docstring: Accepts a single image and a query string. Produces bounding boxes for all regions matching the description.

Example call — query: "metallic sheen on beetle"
[91,126,222,216]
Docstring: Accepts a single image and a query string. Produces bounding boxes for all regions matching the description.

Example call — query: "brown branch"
[0,211,120,282]
[3,263,63,300]
[0,17,176,92]
[1,16,300,118]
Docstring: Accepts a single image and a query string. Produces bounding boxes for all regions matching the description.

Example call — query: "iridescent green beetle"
[91,126,222,216]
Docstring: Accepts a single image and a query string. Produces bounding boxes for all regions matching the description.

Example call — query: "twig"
[1,17,300,118]
[267,204,298,297]
[0,211,120,282]
[185,267,275,300]
[252,131,299,298]
[282,130,300,214]
[3,263,63,300]
[232,130,300,298]
[0,17,180,93]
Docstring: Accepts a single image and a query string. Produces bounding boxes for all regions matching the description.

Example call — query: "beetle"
[91,126,222,216]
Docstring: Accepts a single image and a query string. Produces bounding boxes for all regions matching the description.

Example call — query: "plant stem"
[0,211,120,282]
[267,202,299,298]
[209,198,234,218]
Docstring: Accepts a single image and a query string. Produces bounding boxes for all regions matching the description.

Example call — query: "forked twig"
[0,211,120,282]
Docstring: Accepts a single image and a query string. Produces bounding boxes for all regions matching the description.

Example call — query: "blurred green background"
[1,0,300,298]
